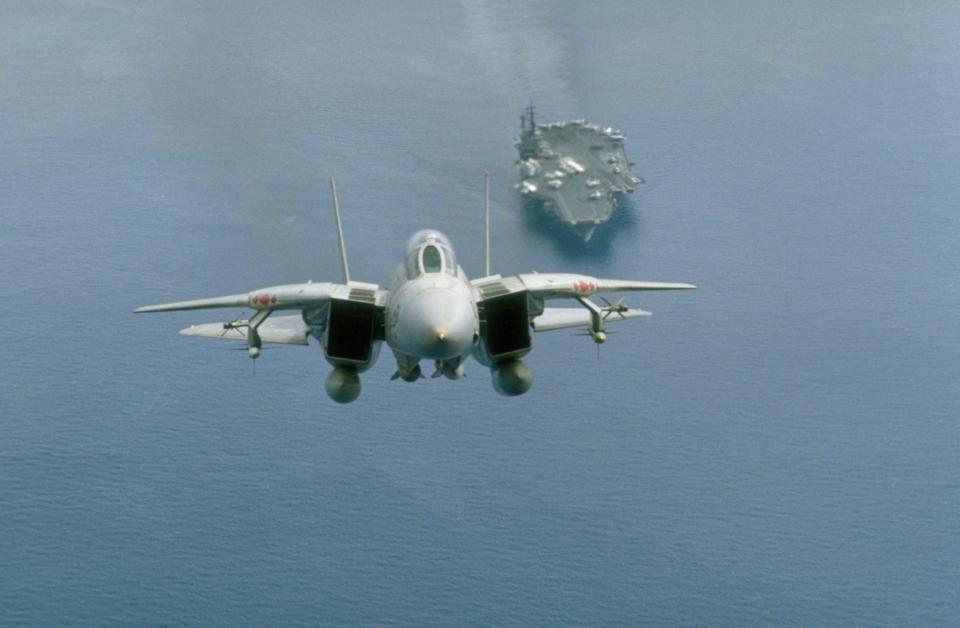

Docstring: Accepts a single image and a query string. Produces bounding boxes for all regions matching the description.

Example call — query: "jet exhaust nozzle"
[491,359,533,396]
[325,366,361,403]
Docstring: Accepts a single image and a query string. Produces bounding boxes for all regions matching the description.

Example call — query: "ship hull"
[515,114,641,242]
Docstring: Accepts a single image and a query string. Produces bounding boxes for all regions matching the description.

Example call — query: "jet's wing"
[531,306,652,332]
[471,273,692,362]
[135,282,340,313]
[472,273,695,302]
[135,281,389,314]
[515,273,695,298]
[180,314,310,345]
[136,280,388,351]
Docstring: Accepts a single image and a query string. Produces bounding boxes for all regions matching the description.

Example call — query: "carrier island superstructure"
[515,104,643,241]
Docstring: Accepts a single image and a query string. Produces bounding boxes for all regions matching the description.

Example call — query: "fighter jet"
[135,176,694,403]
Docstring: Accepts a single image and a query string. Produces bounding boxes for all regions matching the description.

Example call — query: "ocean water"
[2,1,959,625]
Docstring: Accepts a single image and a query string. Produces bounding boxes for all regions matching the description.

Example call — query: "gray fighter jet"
[135,176,694,403]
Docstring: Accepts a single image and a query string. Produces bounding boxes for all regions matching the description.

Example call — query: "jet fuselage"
[385,230,478,380]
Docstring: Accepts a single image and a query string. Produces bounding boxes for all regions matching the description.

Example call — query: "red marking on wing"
[573,280,593,293]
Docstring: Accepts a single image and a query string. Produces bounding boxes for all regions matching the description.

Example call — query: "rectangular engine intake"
[325,298,379,365]
[480,291,531,361]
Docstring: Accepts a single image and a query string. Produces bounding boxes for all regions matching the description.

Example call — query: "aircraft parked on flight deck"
[135,175,695,402]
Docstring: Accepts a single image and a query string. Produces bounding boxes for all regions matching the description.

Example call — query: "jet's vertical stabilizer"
[484,170,491,278]
[329,178,350,284]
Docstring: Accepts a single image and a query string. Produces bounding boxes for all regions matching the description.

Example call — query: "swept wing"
[472,273,694,302]
[135,282,341,313]
[136,281,387,355]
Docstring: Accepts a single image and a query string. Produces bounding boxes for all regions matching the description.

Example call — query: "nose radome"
[423,309,472,359]
[397,291,475,360]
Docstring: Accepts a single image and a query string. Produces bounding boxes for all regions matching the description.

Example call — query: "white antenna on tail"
[329,178,350,284]
[484,170,491,277]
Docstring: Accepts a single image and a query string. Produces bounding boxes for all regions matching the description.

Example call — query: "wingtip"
[134,304,169,313]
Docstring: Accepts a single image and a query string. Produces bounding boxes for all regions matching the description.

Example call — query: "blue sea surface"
[2,1,959,625]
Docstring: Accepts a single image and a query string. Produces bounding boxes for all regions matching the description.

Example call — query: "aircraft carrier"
[515,104,643,241]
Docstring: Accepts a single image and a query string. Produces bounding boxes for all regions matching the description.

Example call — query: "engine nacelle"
[305,297,382,373]
[473,291,533,367]
[491,359,533,396]
[304,296,383,403]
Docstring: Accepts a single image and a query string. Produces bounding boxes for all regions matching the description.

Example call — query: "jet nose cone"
[419,317,471,360]
[425,325,462,358]
[395,290,476,360]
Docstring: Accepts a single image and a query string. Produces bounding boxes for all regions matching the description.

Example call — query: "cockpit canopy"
[404,229,457,278]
